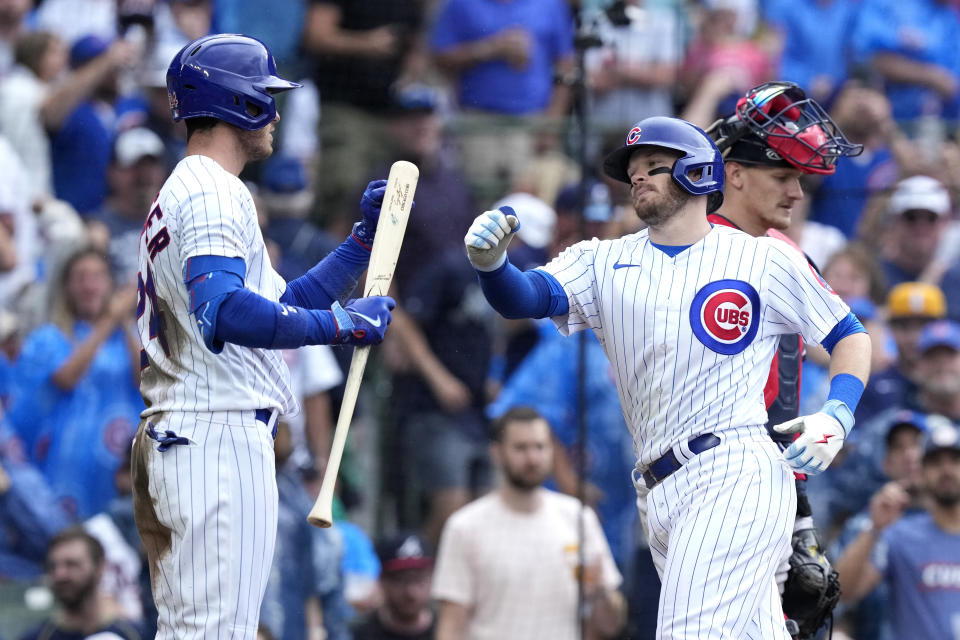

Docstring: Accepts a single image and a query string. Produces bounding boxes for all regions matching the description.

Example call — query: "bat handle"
[307,346,371,528]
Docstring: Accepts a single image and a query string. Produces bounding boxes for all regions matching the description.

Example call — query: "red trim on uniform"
[764,354,780,408]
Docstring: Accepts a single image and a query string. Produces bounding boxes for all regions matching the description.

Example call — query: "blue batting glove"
[354,179,388,247]
[330,296,395,345]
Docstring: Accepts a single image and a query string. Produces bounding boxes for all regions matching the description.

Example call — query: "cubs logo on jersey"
[690,279,761,355]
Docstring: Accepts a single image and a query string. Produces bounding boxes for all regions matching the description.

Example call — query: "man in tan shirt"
[432,406,626,640]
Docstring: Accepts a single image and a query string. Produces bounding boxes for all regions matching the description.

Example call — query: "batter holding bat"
[131,34,395,638]
[465,115,871,638]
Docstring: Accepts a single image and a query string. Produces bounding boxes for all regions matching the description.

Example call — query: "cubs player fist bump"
[465,206,520,271]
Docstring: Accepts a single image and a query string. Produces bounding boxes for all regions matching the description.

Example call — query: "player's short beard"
[238,127,274,162]
[634,180,690,229]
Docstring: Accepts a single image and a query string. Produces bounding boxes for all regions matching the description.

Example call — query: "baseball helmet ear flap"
[167,33,301,131]
[603,116,725,212]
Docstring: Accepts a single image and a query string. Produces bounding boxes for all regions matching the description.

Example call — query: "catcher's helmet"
[167,34,301,131]
[603,116,725,212]
[710,82,862,175]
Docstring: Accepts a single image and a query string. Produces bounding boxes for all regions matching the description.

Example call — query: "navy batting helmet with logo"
[167,34,301,131]
[603,116,725,212]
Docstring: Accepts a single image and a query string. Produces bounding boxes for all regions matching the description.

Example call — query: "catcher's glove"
[782,527,841,639]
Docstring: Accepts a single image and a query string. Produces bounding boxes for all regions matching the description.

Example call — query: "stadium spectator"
[820,243,889,306]
[303,0,425,234]
[0,0,30,76]
[353,532,436,640]
[0,136,38,311]
[433,407,625,640]
[0,31,68,199]
[806,85,902,241]
[855,282,946,426]
[429,0,574,206]
[89,127,167,285]
[833,419,960,640]
[584,0,681,133]
[849,0,960,125]
[828,410,928,640]
[6,246,141,519]
[17,526,143,640]
[47,35,140,216]
[877,175,951,289]
[762,0,858,101]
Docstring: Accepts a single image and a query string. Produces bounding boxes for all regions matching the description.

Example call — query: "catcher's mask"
[708,82,862,175]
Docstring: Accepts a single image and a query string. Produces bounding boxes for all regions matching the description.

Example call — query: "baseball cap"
[391,83,441,115]
[492,192,557,250]
[922,418,960,459]
[70,34,110,69]
[883,409,929,446]
[113,128,165,168]
[261,155,307,194]
[917,320,960,354]
[887,175,951,218]
[885,282,946,320]
[376,532,433,574]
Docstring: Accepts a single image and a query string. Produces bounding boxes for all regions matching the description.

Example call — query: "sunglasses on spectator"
[900,210,940,224]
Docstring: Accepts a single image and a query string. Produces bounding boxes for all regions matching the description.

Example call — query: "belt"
[642,433,721,489]
[255,408,277,439]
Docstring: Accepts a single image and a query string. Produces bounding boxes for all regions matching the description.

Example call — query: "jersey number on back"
[137,265,171,358]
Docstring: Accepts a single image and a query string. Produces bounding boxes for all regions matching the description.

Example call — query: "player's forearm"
[827,331,871,386]
[214,288,340,350]
[834,528,881,603]
[283,234,370,310]
[476,262,567,319]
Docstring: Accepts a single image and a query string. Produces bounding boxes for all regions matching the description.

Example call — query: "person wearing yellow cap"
[854,282,946,428]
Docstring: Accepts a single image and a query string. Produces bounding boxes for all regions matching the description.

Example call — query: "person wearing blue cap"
[47,34,139,215]
[834,419,960,640]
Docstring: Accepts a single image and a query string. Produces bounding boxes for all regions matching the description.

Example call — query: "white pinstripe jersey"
[539,224,850,468]
[136,155,296,417]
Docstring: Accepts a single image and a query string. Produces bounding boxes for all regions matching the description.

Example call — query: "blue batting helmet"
[167,34,301,131]
[603,116,725,212]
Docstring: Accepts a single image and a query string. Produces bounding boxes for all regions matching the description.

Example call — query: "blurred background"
[1,0,960,639]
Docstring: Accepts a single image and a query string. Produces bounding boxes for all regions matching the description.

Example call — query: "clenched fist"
[464,206,520,271]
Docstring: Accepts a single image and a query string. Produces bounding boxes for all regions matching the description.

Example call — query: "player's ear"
[725,161,745,190]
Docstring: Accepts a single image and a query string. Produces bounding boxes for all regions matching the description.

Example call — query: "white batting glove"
[464,206,520,271]
[773,400,854,475]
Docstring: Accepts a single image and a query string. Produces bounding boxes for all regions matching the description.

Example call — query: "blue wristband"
[826,372,864,411]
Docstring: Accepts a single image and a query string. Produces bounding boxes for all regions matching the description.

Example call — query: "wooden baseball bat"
[307,160,419,528]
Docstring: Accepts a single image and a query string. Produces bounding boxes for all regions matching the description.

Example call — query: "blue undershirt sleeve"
[820,313,866,354]
[281,234,370,309]
[184,255,340,352]
[214,288,339,349]
[475,259,569,319]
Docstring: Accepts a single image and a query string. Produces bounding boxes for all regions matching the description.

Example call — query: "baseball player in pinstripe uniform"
[705,81,864,638]
[131,34,395,639]
[465,115,872,638]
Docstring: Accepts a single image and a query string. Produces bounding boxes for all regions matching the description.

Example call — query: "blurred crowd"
[1,0,960,639]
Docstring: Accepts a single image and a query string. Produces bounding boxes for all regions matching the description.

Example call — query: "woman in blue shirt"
[8,246,142,519]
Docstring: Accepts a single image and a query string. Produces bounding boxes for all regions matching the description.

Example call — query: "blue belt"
[255,408,277,439]
[643,433,721,489]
